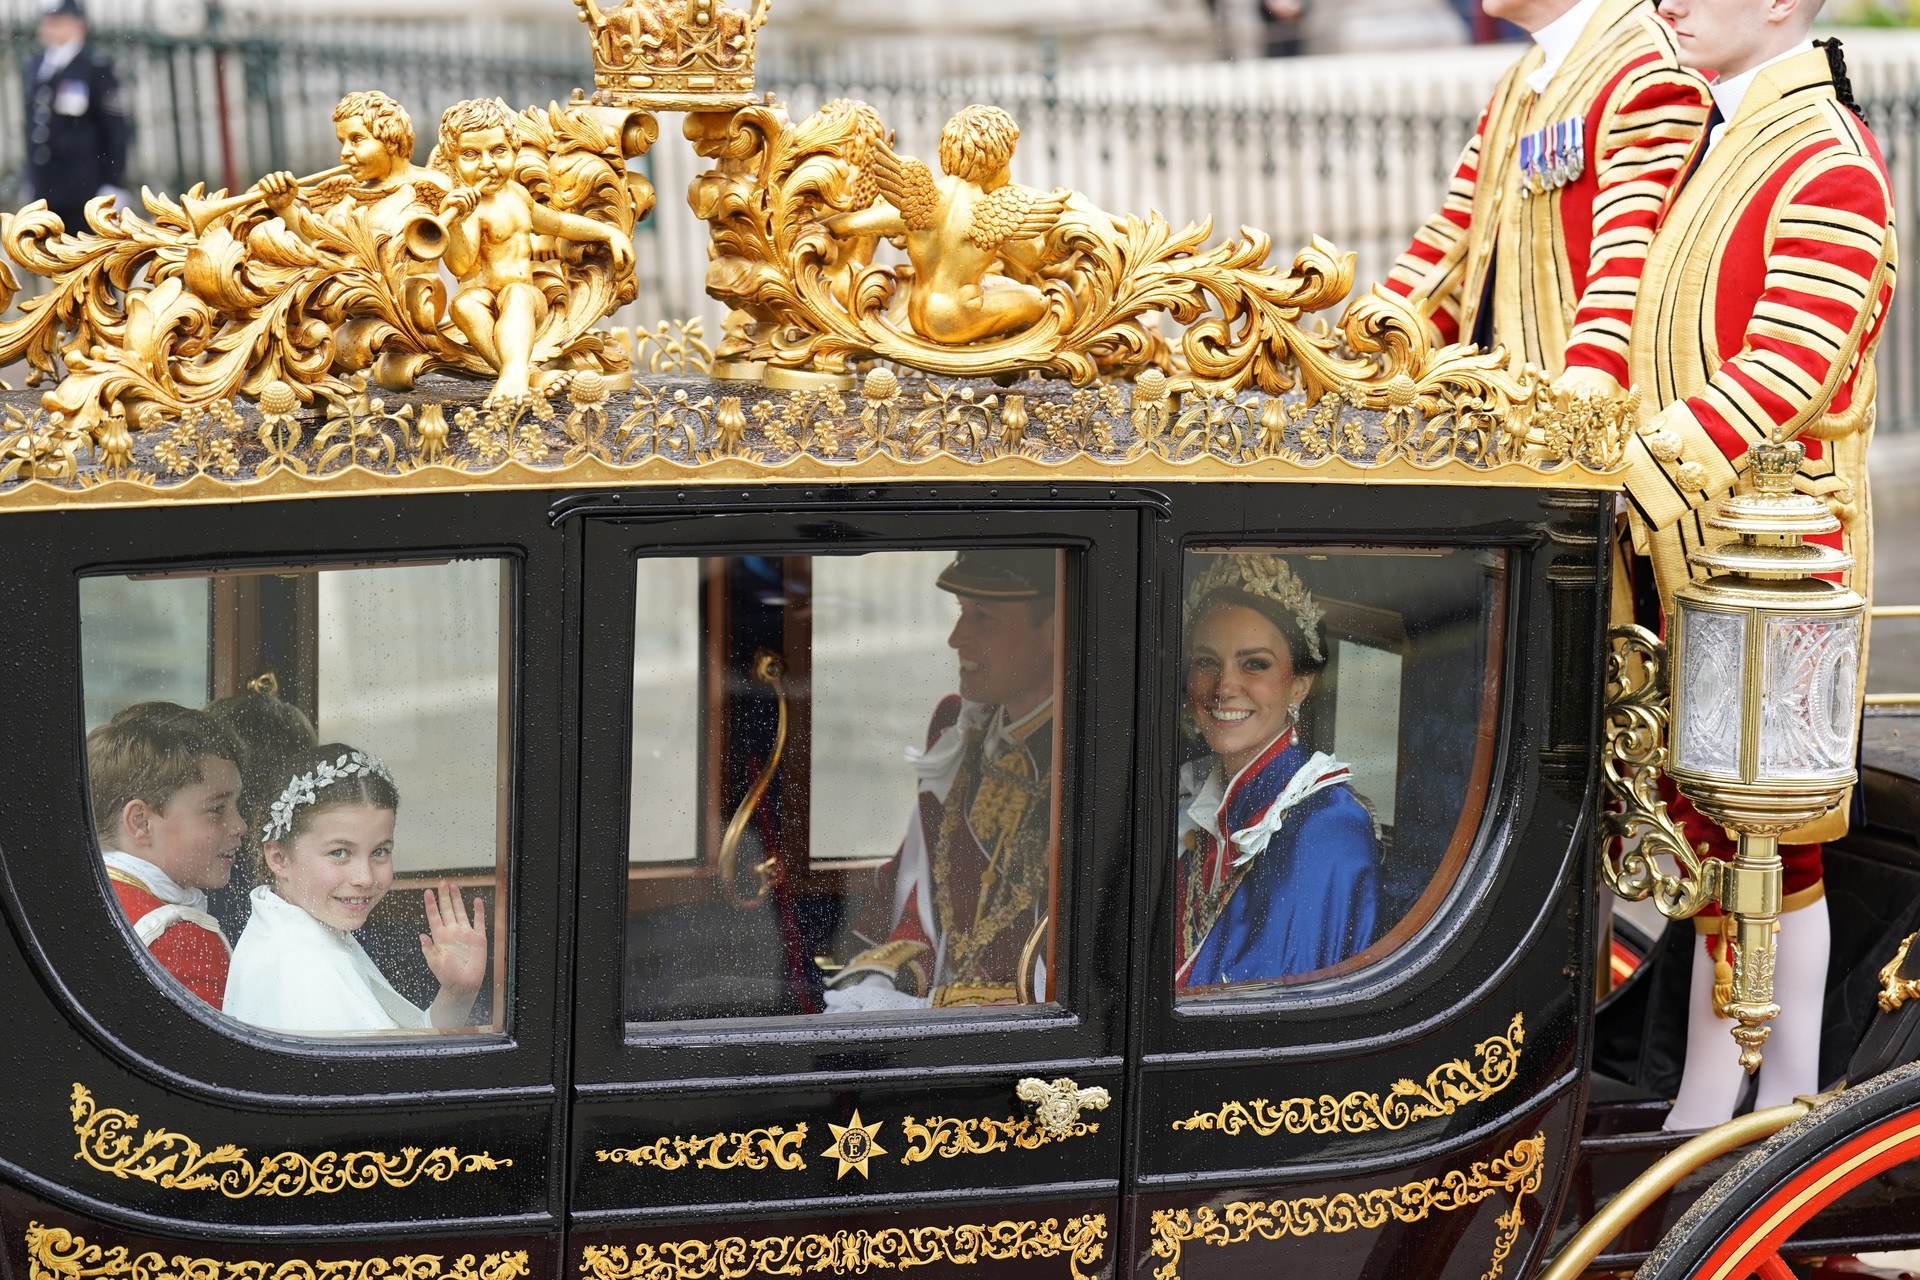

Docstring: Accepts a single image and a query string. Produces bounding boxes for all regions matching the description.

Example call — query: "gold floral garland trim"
[578,1213,1108,1280]
[70,1083,513,1199]
[1172,1013,1524,1137]
[24,1222,531,1280]
[898,1113,1098,1163]
[1148,1132,1545,1280]
[595,1125,809,1172]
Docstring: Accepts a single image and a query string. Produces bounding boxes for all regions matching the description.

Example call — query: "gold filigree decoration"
[627,318,716,375]
[1172,1013,1524,1137]
[0,88,649,431]
[1598,624,1719,919]
[577,1214,1108,1280]
[24,1222,531,1280]
[898,1114,1096,1163]
[69,1082,513,1199]
[1880,933,1920,1013]
[1147,1133,1545,1280]
[596,1125,807,1172]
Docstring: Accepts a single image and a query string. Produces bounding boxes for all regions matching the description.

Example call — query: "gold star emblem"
[821,1109,887,1180]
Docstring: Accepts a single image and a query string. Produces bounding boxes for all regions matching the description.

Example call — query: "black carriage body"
[0,476,1616,1280]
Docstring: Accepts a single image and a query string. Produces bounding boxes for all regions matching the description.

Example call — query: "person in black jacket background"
[24,0,130,234]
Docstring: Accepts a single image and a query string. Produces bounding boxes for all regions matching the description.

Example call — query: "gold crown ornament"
[575,0,770,112]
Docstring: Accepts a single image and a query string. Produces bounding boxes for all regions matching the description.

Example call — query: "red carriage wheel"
[1639,1061,1920,1279]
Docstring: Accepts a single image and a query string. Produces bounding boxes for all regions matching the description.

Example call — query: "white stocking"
[1753,896,1830,1110]
[1664,926,1747,1132]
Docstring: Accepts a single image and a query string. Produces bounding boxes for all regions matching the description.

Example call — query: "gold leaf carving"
[898,1114,1097,1163]
[24,1222,531,1280]
[1172,1013,1524,1137]
[578,1214,1108,1280]
[1147,1133,1545,1280]
[70,1083,512,1199]
[595,1125,808,1172]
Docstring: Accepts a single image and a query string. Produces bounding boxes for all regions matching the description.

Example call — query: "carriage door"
[564,494,1144,1280]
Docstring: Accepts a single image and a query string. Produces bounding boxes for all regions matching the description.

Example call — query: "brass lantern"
[1665,432,1866,1069]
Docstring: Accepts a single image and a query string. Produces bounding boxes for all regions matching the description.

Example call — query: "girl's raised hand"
[420,880,488,996]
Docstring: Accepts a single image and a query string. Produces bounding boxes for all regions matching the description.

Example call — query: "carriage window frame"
[1167,540,1511,1011]
[74,551,522,1048]
[612,539,1088,1040]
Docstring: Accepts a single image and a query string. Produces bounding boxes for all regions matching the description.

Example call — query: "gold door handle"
[716,648,787,911]
[1016,1076,1111,1138]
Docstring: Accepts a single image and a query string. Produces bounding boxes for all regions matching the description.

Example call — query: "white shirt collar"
[102,849,210,913]
[1526,0,1609,95]
[38,38,82,77]
[1708,40,1816,149]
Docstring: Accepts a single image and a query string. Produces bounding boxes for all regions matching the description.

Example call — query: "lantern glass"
[1674,604,1747,779]
[1759,611,1862,780]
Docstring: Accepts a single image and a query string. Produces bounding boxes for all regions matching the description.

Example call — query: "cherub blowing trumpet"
[427,98,635,404]
[825,104,1072,346]
[257,91,449,244]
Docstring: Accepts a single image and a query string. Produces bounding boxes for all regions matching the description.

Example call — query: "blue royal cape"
[1176,731,1381,987]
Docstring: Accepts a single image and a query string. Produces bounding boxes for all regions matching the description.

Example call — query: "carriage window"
[80,559,511,1039]
[1175,546,1505,997]
[625,549,1067,1022]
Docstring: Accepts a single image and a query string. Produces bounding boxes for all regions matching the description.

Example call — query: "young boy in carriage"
[87,702,248,1006]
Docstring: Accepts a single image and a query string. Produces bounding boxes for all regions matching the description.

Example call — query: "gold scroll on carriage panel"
[0,0,1632,474]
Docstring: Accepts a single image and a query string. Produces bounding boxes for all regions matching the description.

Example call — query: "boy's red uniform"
[108,868,231,1005]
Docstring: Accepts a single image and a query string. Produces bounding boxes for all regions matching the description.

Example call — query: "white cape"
[224,885,429,1034]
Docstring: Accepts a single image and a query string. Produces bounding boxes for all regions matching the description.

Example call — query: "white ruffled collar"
[907,696,1053,801]
[1183,732,1354,869]
[102,849,209,913]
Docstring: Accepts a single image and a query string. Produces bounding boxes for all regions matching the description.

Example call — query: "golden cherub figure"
[433,98,634,404]
[259,91,449,244]
[826,105,1070,346]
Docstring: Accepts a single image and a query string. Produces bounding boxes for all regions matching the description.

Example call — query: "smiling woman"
[1174,545,1507,999]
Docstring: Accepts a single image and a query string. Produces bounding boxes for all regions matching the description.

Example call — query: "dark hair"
[206,676,319,828]
[264,742,402,847]
[87,703,243,844]
[1186,587,1329,676]
[1816,38,1869,126]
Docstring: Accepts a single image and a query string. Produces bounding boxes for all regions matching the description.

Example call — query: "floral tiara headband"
[1183,553,1325,662]
[262,750,397,843]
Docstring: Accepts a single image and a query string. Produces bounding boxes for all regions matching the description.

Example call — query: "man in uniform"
[1627,0,1894,1129]
[825,550,1060,1011]
[1384,0,1710,397]
[23,0,130,236]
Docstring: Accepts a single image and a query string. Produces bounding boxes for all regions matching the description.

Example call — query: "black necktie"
[1678,101,1725,193]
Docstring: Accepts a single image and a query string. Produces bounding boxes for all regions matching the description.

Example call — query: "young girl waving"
[224,744,487,1034]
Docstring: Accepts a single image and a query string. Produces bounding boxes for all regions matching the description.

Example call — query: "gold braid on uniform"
[930,718,1050,1005]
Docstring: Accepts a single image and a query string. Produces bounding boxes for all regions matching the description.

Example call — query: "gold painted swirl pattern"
[1148,1133,1545,1280]
[24,1222,531,1280]
[578,1214,1109,1280]
[898,1114,1097,1163]
[70,1083,512,1199]
[595,1125,809,1172]
[1172,1012,1524,1137]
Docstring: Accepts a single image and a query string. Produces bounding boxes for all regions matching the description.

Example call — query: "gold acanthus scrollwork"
[596,1125,808,1172]
[69,1082,513,1198]
[0,89,651,431]
[23,1222,532,1280]
[1881,932,1920,1013]
[578,1214,1108,1280]
[1172,1012,1524,1136]
[898,1114,1096,1163]
[1598,624,1719,919]
[1147,1133,1545,1280]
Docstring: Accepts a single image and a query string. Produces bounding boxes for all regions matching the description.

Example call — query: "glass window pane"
[1175,547,1505,997]
[80,576,210,729]
[81,559,511,1040]
[624,549,1067,1023]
